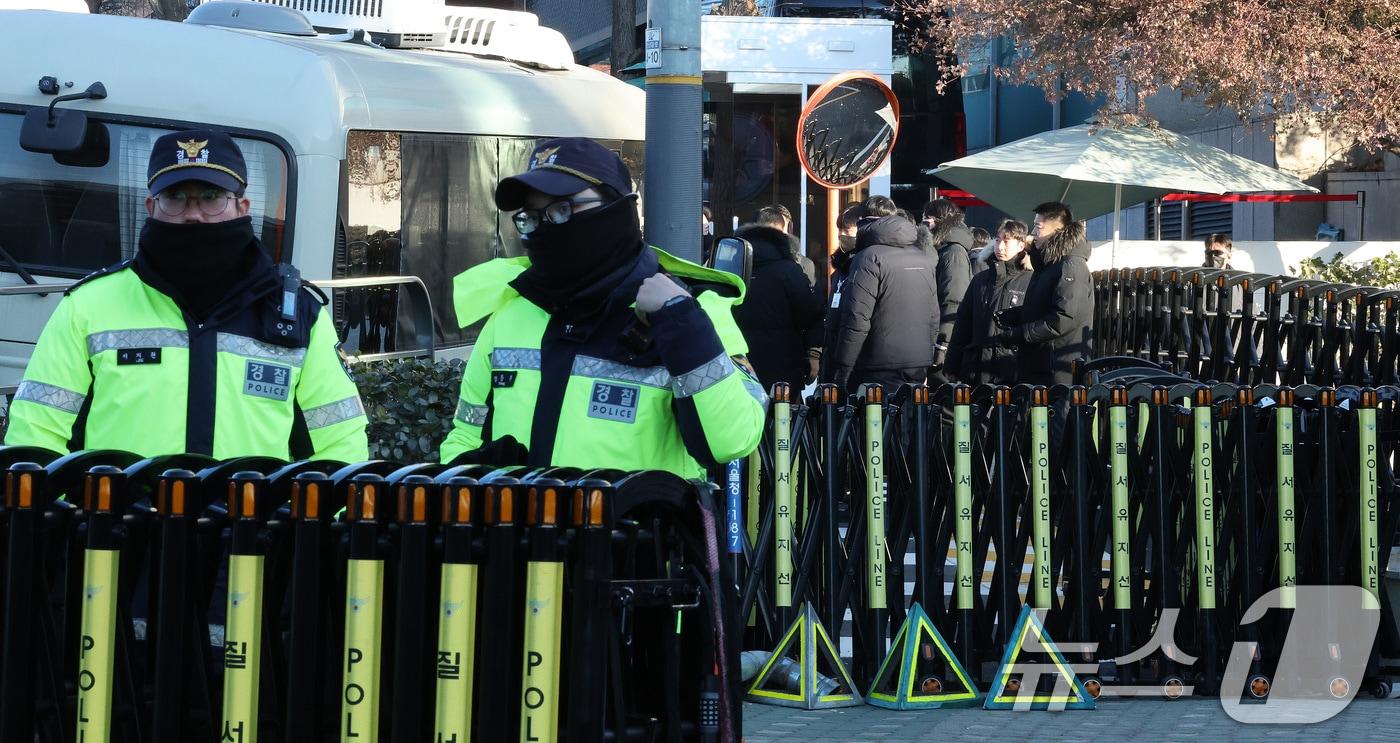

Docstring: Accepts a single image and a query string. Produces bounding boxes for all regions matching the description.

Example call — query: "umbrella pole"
[1112,183,1122,267]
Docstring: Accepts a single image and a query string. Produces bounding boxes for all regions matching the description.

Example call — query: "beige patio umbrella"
[930,123,1318,260]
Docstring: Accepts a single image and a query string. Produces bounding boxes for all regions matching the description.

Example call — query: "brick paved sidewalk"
[743,697,1400,742]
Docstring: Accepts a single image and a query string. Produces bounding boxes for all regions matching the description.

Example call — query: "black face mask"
[138,216,259,319]
[513,196,644,312]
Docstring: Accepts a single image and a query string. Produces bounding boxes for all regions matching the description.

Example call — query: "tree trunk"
[154,0,188,21]
[609,0,637,77]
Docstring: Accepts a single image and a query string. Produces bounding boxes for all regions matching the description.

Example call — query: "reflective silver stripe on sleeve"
[14,380,86,414]
[86,328,188,356]
[455,399,489,426]
[489,348,542,370]
[742,376,770,408]
[217,333,307,366]
[303,396,366,430]
[671,353,738,398]
[572,355,671,389]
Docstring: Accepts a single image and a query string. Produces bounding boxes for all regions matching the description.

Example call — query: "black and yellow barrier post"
[152,469,205,743]
[75,465,126,743]
[1231,387,1270,698]
[221,472,269,743]
[1275,388,1298,614]
[910,384,937,612]
[1107,387,1134,677]
[1191,387,1220,694]
[285,470,335,740]
[861,383,888,682]
[1064,386,1097,663]
[565,481,612,738]
[391,474,437,741]
[0,462,48,741]
[341,473,387,743]
[476,477,523,741]
[1359,388,1381,602]
[771,383,794,628]
[519,479,566,743]
[1029,388,1053,613]
[952,385,976,670]
[433,475,480,743]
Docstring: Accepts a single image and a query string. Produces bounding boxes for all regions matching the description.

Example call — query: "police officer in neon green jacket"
[440,138,765,478]
[5,130,369,462]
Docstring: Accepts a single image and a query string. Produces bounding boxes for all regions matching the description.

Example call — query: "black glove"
[993,327,1020,347]
[448,435,529,466]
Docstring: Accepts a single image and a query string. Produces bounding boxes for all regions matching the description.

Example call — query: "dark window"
[338,131,645,352]
[0,113,289,278]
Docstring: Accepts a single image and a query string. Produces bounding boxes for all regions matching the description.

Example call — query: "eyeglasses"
[155,188,237,217]
[512,197,609,235]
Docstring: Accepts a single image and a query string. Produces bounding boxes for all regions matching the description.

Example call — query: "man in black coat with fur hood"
[923,199,977,376]
[995,201,1094,387]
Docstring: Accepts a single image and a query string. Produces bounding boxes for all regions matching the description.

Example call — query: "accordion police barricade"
[0,449,744,743]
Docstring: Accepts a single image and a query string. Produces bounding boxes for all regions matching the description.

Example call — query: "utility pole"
[643,0,702,263]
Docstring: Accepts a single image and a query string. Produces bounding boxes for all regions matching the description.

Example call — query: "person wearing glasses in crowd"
[440,138,766,477]
[6,130,368,461]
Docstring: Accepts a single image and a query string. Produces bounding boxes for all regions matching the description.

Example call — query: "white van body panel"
[0,8,645,386]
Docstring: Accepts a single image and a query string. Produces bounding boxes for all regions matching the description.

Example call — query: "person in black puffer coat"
[732,223,826,394]
[946,219,1034,386]
[828,209,940,395]
[995,201,1094,387]
[922,199,976,378]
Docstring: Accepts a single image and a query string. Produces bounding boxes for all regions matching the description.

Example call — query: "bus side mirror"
[707,236,753,288]
[20,81,110,167]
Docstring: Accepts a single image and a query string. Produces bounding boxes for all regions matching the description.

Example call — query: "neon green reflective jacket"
[5,260,369,461]
[440,247,765,478]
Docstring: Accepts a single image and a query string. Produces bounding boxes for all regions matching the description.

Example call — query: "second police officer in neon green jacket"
[5,130,369,462]
[440,138,766,478]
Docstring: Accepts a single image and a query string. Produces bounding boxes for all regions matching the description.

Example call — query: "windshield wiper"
[0,243,49,296]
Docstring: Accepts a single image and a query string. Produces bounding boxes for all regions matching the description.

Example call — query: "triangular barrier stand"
[745,603,863,709]
[983,606,1096,710]
[867,602,980,709]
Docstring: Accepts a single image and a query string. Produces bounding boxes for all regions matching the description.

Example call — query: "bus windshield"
[0,112,290,278]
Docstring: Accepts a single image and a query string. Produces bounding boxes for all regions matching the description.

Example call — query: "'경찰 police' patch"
[244,360,291,401]
[587,381,639,424]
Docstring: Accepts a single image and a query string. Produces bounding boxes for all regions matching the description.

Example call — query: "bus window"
[0,112,289,277]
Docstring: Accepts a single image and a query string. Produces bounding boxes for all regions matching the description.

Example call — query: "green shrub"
[350,357,464,462]
[1292,251,1400,288]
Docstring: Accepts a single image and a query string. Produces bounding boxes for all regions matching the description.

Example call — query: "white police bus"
[0,0,645,391]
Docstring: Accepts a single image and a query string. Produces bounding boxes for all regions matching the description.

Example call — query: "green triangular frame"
[983,605,1096,710]
[745,603,863,709]
[867,602,980,709]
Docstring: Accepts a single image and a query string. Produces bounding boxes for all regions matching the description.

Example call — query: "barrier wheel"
[1247,675,1270,699]
[1372,681,1392,699]
[1162,676,1186,700]
[1082,676,1103,699]
[1329,677,1350,699]
[1005,677,1022,694]
[919,675,944,694]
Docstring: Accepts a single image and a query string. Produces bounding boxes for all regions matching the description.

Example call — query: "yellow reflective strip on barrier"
[222,554,265,743]
[992,612,1082,704]
[1276,406,1297,609]
[434,563,479,741]
[954,403,974,610]
[76,548,120,743]
[773,401,793,608]
[520,560,564,743]
[1192,402,1217,610]
[341,558,385,743]
[1110,404,1132,610]
[865,402,887,609]
[1030,405,1052,610]
[1360,406,1380,599]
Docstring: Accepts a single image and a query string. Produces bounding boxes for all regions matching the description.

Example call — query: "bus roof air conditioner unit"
[243,0,446,48]
[440,7,573,70]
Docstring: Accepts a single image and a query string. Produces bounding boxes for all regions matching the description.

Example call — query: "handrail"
[0,282,74,297]
[310,275,436,363]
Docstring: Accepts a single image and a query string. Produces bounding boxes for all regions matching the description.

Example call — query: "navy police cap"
[495,137,633,210]
[147,129,247,195]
